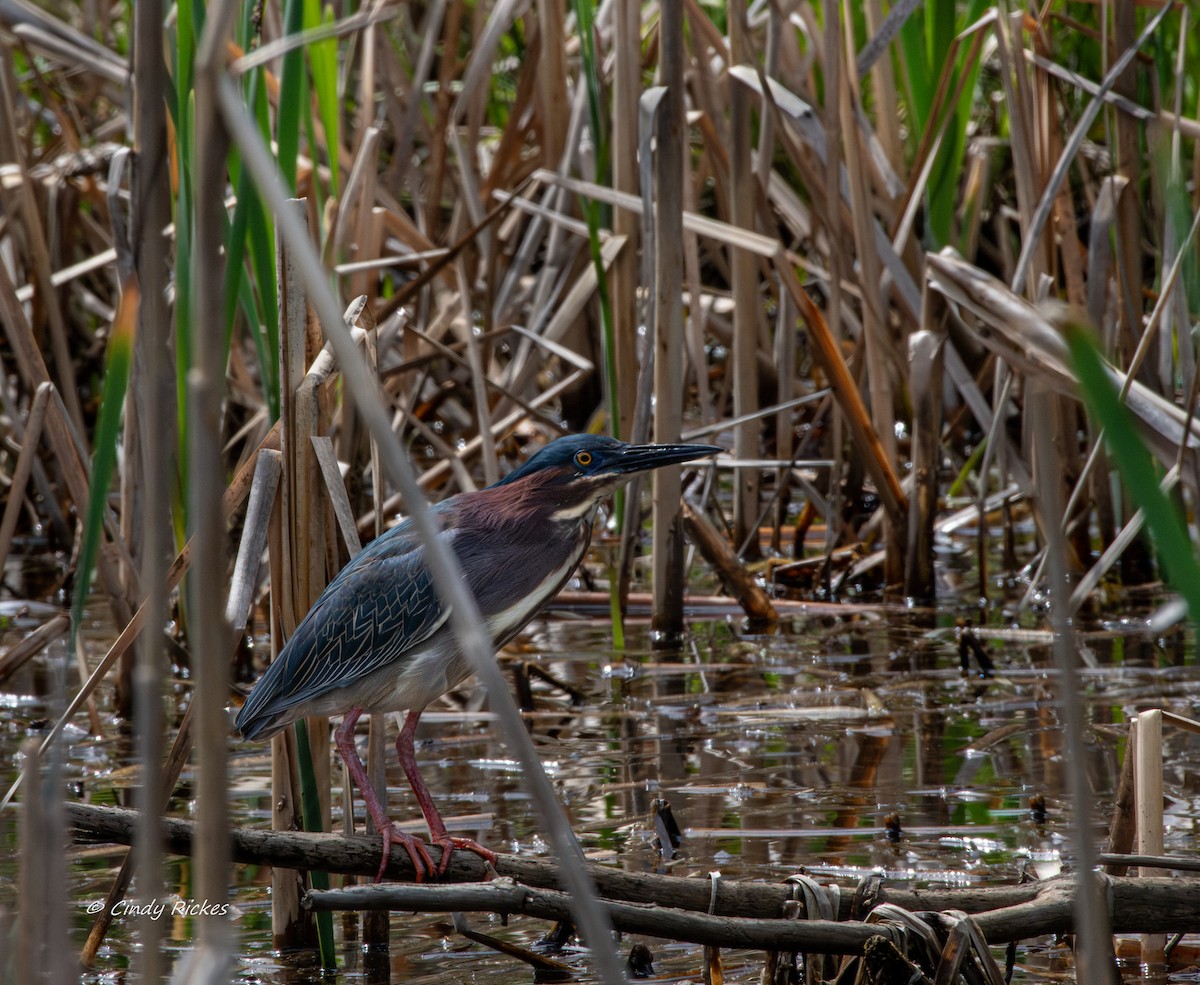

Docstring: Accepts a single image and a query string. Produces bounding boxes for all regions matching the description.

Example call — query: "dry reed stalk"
[131,0,174,969]
[1112,0,1145,371]
[1031,381,1119,982]
[265,504,309,949]
[0,381,51,574]
[681,499,777,629]
[831,0,903,588]
[0,255,137,624]
[650,0,688,639]
[386,0,445,195]
[272,196,330,942]
[929,250,1200,496]
[0,612,68,684]
[889,18,990,256]
[905,325,944,603]
[772,294,796,553]
[534,0,568,168]
[0,57,85,432]
[609,0,641,437]
[453,260,500,485]
[330,125,381,269]
[422,0,461,235]
[780,264,907,528]
[361,707,388,948]
[479,40,543,201]
[727,1,763,563]
[531,169,780,255]
[18,738,71,982]
[190,4,236,968]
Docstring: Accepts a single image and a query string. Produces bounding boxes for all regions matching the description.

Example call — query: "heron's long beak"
[609,442,722,476]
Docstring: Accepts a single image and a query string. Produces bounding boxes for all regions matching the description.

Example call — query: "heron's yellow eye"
[575,451,593,467]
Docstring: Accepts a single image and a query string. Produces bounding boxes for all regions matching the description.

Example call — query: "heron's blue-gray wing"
[235,521,450,737]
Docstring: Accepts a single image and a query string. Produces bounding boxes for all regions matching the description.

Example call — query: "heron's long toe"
[434,836,497,876]
[379,825,437,883]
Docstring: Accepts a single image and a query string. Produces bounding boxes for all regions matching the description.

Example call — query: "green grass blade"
[569,0,625,636]
[300,71,325,224]
[174,196,192,502]
[277,0,306,193]
[570,0,607,187]
[897,6,932,130]
[173,0,197,114]
[1064,318,1200,622]
[70,284,136,641]
[307,0,341,197]
[294,719,337,970]
[224,71,280,420]
[170,23,196,502]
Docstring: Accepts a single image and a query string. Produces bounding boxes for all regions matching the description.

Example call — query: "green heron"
[236,433,720,881]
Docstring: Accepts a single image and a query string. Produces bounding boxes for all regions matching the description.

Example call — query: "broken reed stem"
[681,499,777,629]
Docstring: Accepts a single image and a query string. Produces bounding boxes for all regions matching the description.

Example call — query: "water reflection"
[2,591,1199,983]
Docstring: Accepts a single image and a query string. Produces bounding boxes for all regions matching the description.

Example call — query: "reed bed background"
[1,0,1199,980]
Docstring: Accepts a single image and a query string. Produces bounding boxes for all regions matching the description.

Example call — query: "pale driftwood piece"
[1136,711,1166,966]
[1100,853,1200,873]
[65,802,1200,944]
[311,437,362,557]
[225,448,282,630]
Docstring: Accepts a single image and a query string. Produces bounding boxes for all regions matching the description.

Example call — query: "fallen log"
[65,802,1200,951]
[305,879,879,953]
[65,802,1023,918]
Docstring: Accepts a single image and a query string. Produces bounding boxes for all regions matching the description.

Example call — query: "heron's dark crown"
[493,434,629,487]
[466,433,721,524]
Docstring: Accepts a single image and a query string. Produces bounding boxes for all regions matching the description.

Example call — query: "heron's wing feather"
[236,521,451,733]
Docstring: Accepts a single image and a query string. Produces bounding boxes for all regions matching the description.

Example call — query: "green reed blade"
[293,719,337,970]
[225,70,280,420]
[70,286,135,641]
[277,0,306,193]
[307,0,341,198]
[1065,319,1200,623]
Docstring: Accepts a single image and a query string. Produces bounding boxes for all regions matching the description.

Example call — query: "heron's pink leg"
[334,708,436,882]
[397,709,497,875]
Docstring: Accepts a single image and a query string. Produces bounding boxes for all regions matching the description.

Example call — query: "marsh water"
[3,534,1200,984]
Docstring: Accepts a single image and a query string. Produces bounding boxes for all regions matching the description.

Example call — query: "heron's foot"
[433,835,498,876]
[378,825,437,883]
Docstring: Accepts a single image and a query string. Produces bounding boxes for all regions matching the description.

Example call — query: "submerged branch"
[66,803,1200,950]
